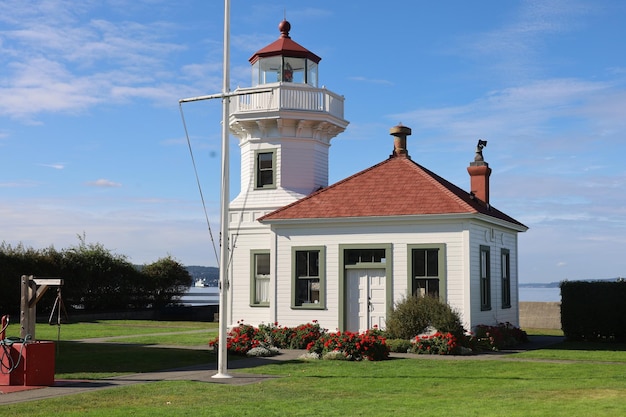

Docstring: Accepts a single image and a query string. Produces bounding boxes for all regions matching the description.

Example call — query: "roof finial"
[279,19,291,38]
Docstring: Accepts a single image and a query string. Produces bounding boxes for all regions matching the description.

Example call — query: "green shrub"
[386,338,412,353]
[385,295,465,340]
[258,321,325,349]
[561,280,626,341]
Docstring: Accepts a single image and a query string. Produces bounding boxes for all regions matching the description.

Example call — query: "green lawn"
[2,322,626,416]
[5,320,216,341]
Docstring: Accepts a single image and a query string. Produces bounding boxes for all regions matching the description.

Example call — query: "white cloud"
[86,179,122,188]
[453,0,594,80]
[39,163,66,170]
[0,1,214,119]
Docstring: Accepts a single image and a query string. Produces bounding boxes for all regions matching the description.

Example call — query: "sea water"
[519,287,561,302]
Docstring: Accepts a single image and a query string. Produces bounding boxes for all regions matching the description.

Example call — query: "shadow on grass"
[54,341,301,378]
[55,341,215,377]
[543,339,626,352]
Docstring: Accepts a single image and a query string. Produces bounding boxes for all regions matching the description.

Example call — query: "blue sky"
[1,0,625,283]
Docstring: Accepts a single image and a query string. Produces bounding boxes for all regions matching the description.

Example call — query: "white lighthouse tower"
[227,20,349,325]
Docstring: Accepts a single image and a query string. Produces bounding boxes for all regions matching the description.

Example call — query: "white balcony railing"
[233,84,345,120]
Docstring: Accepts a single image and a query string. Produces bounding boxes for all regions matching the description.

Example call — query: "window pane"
[415,278,439,298]
[307,60,318,87]
[480,247,491,310]
[481,251,487,279]
[296,278,320,305]
[259,56,281,83]
[345,250,359,265]
[255,253,270,275]
[258,153,272,169]
[308,251,319,277]
[501,253,509,279]
[257,152,274,187]
[296,251,308,277]
[426,249,439,277]
[259,171,273,186]
[414,249,426,277]
[255,277,269,303]
[345,248,386,265]
[283,57,305,83]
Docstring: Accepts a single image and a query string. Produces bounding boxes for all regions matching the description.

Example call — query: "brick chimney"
[389,124,411,159]
[467,139,491,204]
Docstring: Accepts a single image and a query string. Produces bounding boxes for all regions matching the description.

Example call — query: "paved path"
[0,335,565,405]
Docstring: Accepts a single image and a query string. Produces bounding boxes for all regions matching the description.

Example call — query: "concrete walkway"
[0,335,564,405]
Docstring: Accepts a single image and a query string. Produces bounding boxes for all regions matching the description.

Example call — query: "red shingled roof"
[258,155,526,228]
[249,20,321,64]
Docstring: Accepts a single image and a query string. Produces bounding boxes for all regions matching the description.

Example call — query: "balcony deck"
[232,83,345,120]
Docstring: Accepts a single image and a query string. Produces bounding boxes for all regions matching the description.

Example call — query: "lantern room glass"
[252,56,318,87]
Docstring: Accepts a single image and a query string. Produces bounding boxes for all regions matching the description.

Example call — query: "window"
[251,251,270,306]
[409,244,446,300]
[283,57,305,83]
[480,245,491,311]
[344,248,386,265]
[501,249,511,309]
[293,247,325,308]
[306,60,318,87]
[252,56,281,85]
[255,150,275,189]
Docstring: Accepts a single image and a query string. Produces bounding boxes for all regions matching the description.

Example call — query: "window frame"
[291,246,325,310]
[408,244,446,301]
[501,248,511,309]
[250,250,270,307]
[254,149,277,190]
[480,245,491,311]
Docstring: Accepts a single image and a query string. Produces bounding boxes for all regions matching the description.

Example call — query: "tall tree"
[141,256,192,309]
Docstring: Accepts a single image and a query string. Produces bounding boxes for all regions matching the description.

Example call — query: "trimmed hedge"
[560,280,626,341]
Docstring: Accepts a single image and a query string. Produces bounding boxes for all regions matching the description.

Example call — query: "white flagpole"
[213,0,231,379]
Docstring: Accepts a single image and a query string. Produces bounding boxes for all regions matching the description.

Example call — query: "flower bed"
[471,322,529,351]
[411,332,458,355]
[258,321,324,349]
[209,322,389,360]
[207,321,527,358]
[306,328,389,361]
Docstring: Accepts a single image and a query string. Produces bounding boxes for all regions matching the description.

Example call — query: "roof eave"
[259,212,528,232]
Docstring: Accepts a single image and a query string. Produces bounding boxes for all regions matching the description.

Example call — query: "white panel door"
[346,269,386,333]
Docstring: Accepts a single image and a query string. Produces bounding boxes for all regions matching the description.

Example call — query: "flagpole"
[213,0,231,379]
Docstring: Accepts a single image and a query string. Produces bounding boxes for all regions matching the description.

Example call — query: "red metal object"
[0,341,55,386]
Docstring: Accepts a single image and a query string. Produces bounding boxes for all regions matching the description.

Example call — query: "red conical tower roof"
[249,20,321,65]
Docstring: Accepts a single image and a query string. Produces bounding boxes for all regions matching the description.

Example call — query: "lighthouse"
[226,20,349,326]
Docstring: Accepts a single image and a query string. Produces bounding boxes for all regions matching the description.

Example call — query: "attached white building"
[225,20,527,332]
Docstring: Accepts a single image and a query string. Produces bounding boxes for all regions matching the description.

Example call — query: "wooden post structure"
[20,275,64,341]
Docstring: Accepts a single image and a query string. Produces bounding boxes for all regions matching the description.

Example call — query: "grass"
[2,322,626,416]
[54,342,213,379]
[5,320,217,341]
[4,321,218,379]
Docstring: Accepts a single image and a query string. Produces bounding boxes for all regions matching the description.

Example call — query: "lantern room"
[249,20,321,87]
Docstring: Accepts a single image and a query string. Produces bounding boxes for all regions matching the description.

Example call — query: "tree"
[141,256,192,309]
[0,242,61,315]
[60,235,141,311]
